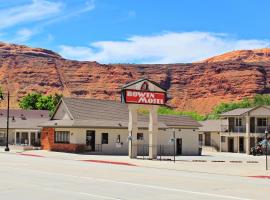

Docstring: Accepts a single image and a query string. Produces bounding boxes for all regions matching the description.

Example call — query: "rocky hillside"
[0,42,269,114]
[201,48,270,64]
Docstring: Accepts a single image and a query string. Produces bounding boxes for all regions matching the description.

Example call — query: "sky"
[0,0,270,64]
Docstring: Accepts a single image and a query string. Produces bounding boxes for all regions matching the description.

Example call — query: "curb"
[81,159,137,166]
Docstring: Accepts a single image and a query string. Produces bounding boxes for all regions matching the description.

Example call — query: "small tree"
[19,93,42,110]
[19,93,62,111]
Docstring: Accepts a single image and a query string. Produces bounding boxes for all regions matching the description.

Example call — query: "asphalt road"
[0,153,269,200]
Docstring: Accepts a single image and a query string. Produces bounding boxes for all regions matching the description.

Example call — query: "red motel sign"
[124,89,166,105]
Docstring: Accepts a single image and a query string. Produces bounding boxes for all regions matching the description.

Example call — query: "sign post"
[121,79,167,159]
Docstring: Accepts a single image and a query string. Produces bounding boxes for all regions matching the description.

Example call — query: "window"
[137,133,144,140]
[257,118,267,127]
[221,136,226,143]
[102,133,108,144]
[116,135,121,143]
[235,118,242,126]
[55,131,70,144]
[199,134,203,142]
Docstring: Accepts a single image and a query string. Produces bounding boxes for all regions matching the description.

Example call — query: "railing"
[221,125,270,134]
[95,144,102,152]
[254,126,270,134]
[221,125,246,133]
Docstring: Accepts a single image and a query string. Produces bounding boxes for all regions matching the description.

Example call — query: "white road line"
[79,192,123,200]
[6,166,253,200]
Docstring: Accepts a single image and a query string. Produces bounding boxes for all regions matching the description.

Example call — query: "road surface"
[0,153,269,200]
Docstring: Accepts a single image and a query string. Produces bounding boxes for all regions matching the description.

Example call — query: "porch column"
[219,134,222,152]
[149,105,158,159]
[28,132,31,146]
[128,104,138,158]
[246,116,250,154]
[35,132,38,145]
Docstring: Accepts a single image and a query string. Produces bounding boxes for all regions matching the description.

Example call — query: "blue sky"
[0,0,270,63]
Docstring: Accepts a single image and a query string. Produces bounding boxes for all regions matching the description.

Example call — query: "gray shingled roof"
[0,117,49,129]
[0,109,49,129]
[0,109,49,118]
[219,108,254,116]
[199,120,228,132]
[46,97,201,128]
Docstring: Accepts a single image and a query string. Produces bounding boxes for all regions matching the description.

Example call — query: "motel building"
[40,79,201,158]
[199,106,270,154]
[0,109,49,147]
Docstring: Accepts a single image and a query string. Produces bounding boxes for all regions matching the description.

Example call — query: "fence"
[135,144,177,161]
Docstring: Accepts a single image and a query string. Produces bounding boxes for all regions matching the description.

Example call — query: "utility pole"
[0,90,10,151]
[173,128,176,163]
[5,91,10,151]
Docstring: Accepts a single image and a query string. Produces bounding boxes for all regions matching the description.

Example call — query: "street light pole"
[5,91,10,151]
[265,130,268,171]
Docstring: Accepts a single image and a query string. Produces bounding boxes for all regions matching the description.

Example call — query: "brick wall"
[41,127,85,153]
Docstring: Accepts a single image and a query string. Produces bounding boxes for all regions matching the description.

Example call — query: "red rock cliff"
[0,42,269,114]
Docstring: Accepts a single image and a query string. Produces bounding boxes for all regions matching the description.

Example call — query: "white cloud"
[0,1,95,43]
[0,0,63,29]
[11,28,35,43]
[58,32,270,64]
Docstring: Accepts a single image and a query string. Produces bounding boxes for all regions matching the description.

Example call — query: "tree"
[207,94,270,119]
[0,86,3,99]
[19,93,63,111]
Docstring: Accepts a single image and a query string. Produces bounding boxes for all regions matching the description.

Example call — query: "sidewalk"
[8,149,270,177]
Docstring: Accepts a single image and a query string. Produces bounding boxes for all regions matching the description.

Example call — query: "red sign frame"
[123,89,166,105]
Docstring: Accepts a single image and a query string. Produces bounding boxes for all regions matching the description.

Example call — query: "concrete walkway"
[2,147,269,177]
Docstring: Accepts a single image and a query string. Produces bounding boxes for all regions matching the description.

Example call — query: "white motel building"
[40,79,202,158]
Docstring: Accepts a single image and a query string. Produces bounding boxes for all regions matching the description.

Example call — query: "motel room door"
[239,137,244,153]
[176,138,182,155]
[228,137,234,152]
[86,130,95,151]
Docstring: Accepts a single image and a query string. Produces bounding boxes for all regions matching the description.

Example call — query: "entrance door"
[176,138,182,155]
[205,132,211,146]
[86,130,95,151]
[16,132,20,145]
[239,137,244,152]
[228,138,234,152]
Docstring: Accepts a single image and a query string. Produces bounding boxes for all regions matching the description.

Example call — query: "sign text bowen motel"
[121,80,166,105]
[125,90,165,105]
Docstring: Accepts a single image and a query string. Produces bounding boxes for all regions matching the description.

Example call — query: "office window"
[0,131,5,138]
[117,135,121,143]
[221,136,226,143]
[137,133,144,140]
[102,133,108,144]
[55,131,70,144]
[257,118,267,126]
[235,118,242,126]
